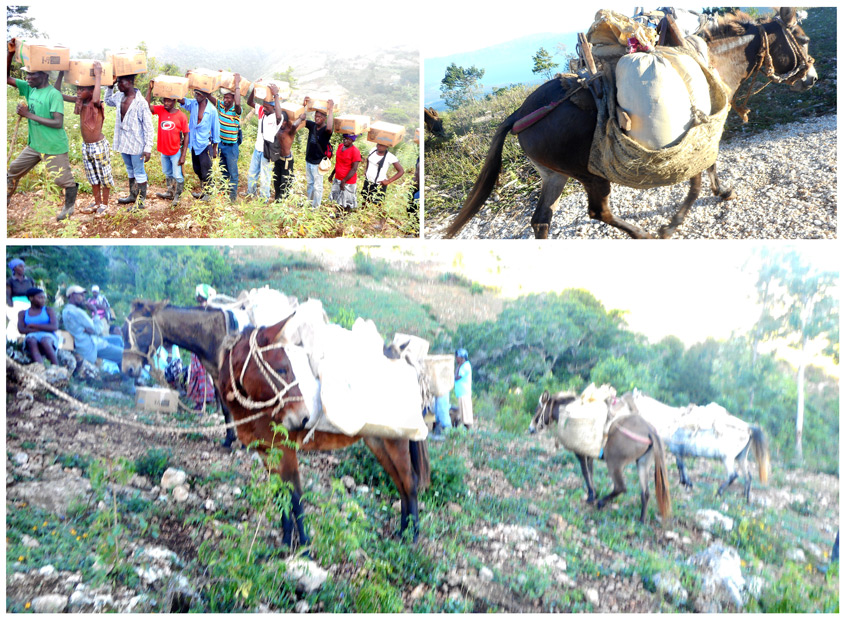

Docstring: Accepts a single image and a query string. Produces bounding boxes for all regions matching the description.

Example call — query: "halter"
[731,17,814,122]
[225,327,304,420]
[124,314,164,364]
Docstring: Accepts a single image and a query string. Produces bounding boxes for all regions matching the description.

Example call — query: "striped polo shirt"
[216,100,240,144]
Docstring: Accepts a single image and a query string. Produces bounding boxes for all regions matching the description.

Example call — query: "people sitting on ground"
[87,284,113,335]
[298,97,334,208]
[245,83,283,201]
[177,88,221,201]
[61,284,125,368]
[187,284,217,410]
[145,81,190,206]
[6,38,78,221]
[17,287,59,365]
[105,74,154,210]
[56,61,113,215]
[361,143,404,206]
[7,258,35,307]
[329,134,362,210]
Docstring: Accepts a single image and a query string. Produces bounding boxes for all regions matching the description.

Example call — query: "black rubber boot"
[171,180,183,207]
[155,178,174,200]
[117,178,138,204]
[132,182,147,211]
[57,183,78,221]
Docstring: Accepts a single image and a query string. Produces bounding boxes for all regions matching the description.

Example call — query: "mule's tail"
[443,109,523,238]
[749,425,771,484]
[649,428,672,519]
[410,440,432,491]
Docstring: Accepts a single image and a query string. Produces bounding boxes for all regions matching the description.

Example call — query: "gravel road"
[425,114,836,240]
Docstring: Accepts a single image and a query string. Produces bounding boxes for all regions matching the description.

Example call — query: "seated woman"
[17,287,59,365]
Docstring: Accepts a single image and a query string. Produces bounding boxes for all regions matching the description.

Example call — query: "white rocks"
[295,599,311,613]
[13,452,29,466]
[584,588,599,605]
[37,565,56,577]
[160,468,187,490]
[652,572,688,606]
[285,557,328,594]
[689,542,746,612]
[21,534,40,548]
[31,594,68,613]
[786,547,806,563]
[695,509,734,532]
[172,485,190,503]
[479,566,494,582]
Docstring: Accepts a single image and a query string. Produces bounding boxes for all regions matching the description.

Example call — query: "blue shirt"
[454,361,472,398]
[61,303,99,363]
[181,98,221,154]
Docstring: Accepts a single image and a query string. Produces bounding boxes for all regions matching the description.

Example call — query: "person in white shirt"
[360,143,404,206]
[244,83,283,201]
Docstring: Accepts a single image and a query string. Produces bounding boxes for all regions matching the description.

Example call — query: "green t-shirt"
[15,78,68,155]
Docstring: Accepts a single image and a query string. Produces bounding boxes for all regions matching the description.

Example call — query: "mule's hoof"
[658,225,676,239]
[721,189,737,201]
[531,224,549,239]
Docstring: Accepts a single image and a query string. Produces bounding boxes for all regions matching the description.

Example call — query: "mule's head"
[529,390,572,434]
[122,299,168,378]
[775,8,817,92]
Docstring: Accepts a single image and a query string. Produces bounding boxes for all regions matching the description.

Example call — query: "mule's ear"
[541,390,550,403]
[269,312,298,346]
[779,7,797,27]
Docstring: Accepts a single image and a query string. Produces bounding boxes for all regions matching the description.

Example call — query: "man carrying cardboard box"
[328,134,362,210]
[146,81,190,206]
[245,83,283,201]
[299,97,335,208]
[273,109,307,202]
[105,74,154,210]
[361,143,404,206]
[202,74,242,202]
[6,38,78,221]
[55,61,115,216]
[178,89,221,201]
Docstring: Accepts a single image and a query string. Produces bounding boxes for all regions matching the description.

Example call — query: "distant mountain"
[424,32,580,110]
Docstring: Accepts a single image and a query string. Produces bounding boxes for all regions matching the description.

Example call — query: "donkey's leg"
[637,452,652,524]
[716,456,739,497]
[576,454,596,503]
[597,462,627,510]
[529,166,569,239]
[675,455,693,488]
[736,450,753,503]
[216,392,237,449]
[706,163,737,201]
[278,448,310,551]
[658,174,701,239]
[582,176,652,239]
[365,437,419,541]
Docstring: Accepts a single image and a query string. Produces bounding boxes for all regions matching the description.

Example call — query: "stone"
[695,509,734,533]
[341,475,356,491]
[689,543,745,612]
[585,588,599,605]
[285,557,328,594]
[160,468,187,490]
[785,548,806,563]
[22,534,40,548]
[38,565,57,577]
[13,452,29,466]
[173,485,190,503]
[295,600,311,613]
[411,583,427,600]
[32,594,68,613]
[7,477,92,517]
[479,566,494,582]
[652,572,688,606]
[448,502,463,515]
[68,590,94,612]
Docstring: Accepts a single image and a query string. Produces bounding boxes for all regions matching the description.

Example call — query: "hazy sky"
[15,2,417,54]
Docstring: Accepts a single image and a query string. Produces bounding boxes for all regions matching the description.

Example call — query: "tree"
[750,248,838,460]
[7,6,42,39]
[440,63,485,110]
[272,66,298,91]
[531,47,557,80]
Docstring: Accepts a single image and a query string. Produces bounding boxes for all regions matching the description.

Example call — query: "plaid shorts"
[82,138,114,186]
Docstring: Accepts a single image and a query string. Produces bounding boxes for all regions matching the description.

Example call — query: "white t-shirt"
[253,103,284,151]
[364,149,400,183]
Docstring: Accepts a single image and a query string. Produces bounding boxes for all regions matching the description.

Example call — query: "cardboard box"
[280,101,306,123]
[218,71,251,97]
[66,59,114,87]
[111,50,147,77]
[56,329,74,351]
[152,75,190,99]
[414,128,420,142]
[368,121,405,147]
[15,41,70,72]
[135,386,179,413]
[187,68,221,94]
[333,114,371,135]
[307,96,341,114]
[424,355,455,397]
[253,79,290,102]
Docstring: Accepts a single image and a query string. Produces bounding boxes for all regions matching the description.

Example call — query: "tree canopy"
[440,63,485,110]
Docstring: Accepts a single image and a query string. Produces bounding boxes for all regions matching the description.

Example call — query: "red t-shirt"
[151,105,189,156]
[334,144,362,184]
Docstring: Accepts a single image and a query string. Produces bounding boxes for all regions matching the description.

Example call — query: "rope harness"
[6,355,267,436]
[224,327,304,420]
[608,416,652,446]
[730,18,814,122]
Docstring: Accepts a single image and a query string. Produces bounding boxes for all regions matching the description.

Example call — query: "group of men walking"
[7,41,411,221]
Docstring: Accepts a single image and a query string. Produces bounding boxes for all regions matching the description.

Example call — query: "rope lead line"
[6,355,267,436]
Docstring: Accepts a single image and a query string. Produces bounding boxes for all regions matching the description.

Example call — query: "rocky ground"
[425,115,837,240]
[5,359,840,612]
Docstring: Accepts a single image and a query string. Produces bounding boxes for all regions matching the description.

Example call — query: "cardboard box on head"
[152,75,190,99]
[307,96,341,114]
[15,40,70,72]
[281,101,307,124]
[111,50,147,77]
[187,68,221,94]
[368,121,405,147]
[218,71,251,97]
[253,79,290,102]
[66,59,115,87]
[333,114,371,135]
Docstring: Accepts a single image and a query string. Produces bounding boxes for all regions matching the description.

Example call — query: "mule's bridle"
[731,17,815,122]
[124,314,164,364]
[224,327,304,420]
